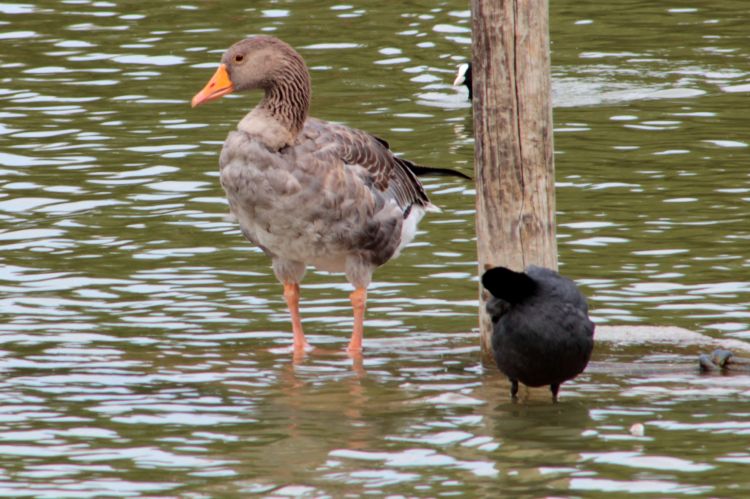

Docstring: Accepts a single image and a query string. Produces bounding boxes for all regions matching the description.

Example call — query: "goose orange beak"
[191,64,234,107]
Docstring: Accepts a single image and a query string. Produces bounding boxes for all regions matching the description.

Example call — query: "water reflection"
[1,0,750,496]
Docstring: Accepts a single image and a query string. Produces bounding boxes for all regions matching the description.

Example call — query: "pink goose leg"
[347,287,367,354]
[283,282,309,355]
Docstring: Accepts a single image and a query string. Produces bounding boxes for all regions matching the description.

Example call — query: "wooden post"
[471,0,557,364]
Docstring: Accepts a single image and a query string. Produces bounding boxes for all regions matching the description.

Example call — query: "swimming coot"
[453,62,472,99]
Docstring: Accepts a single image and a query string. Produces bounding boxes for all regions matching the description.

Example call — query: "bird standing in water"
[482,265,595,401]
[192,36,447,357]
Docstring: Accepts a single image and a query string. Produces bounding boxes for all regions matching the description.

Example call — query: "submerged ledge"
[595,325,750,353]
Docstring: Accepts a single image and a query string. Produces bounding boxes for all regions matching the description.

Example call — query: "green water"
[1,0,750,496]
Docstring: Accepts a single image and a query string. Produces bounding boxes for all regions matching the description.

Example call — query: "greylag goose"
[453,62,472,100]
[191,35,444,356]
[482,265,595,401]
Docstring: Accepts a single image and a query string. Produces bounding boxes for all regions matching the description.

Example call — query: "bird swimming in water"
[453,62,472,100]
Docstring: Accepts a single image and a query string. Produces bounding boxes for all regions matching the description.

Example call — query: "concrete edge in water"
[596,325,750,353]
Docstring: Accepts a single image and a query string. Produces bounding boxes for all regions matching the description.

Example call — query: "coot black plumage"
[482,265,595,401]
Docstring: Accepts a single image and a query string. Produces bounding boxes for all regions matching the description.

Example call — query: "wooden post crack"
[472,0,557,364]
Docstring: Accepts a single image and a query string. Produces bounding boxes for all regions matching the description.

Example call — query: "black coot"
[482,265,595,401]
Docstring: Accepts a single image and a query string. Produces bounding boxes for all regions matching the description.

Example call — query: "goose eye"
[234,54,244,63]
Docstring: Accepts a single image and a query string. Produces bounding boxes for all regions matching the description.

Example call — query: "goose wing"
[303,118,432,212]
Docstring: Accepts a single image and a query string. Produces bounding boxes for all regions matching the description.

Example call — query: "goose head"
[191,36,312,144]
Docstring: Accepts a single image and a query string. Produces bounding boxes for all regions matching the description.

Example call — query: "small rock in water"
[630,423,645,437]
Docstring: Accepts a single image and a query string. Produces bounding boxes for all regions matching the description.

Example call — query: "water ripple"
[1,0,749,496]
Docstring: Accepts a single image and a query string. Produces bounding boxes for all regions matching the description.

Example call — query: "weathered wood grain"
[471,0,556,362]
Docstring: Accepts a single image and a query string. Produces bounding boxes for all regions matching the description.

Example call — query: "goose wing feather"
[302,118,431,212]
